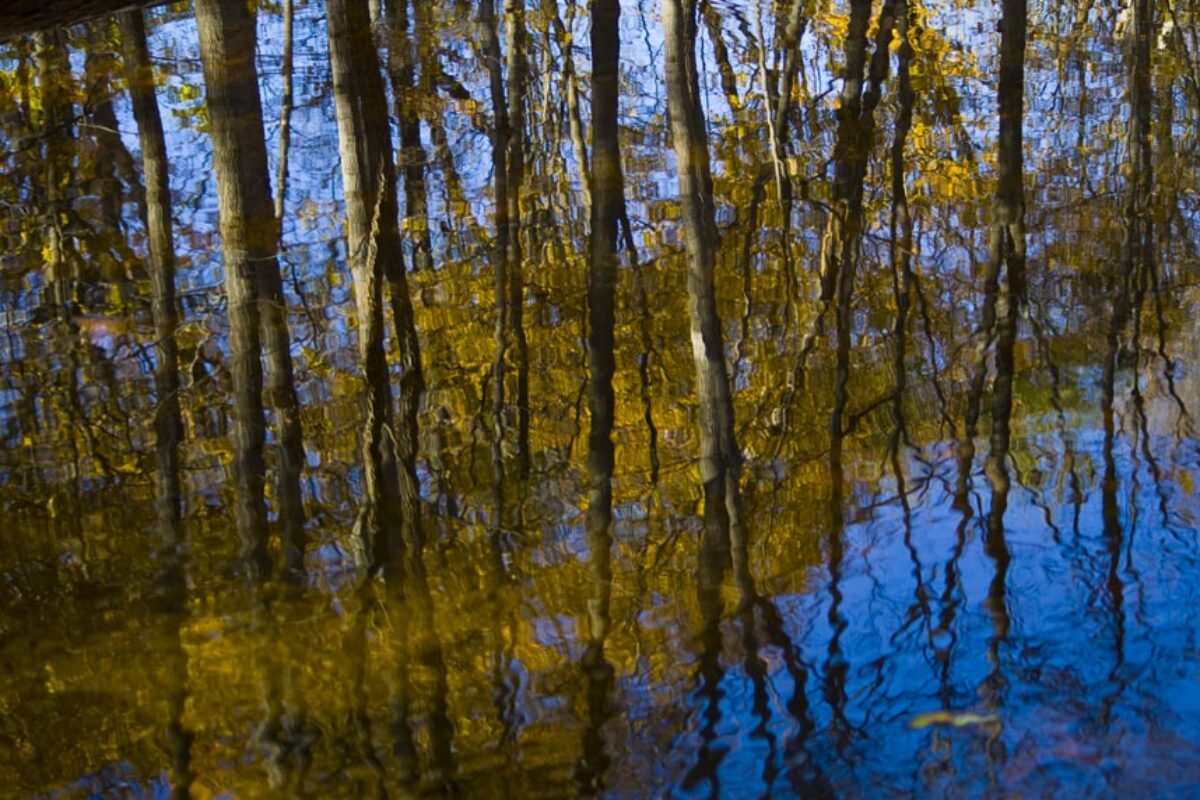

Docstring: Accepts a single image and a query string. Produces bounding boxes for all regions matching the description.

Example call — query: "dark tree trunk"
[120,17,193,793]
[577,0,622,792]
[504,0,531,477]
[119,8,182,534]
[480,0,511,503]
[980,0,1027,714]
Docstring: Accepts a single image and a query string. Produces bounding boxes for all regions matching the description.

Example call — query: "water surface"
[2,0,1200,796]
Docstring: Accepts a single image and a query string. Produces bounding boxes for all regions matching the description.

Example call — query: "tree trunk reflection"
[327,0,424,571]
[577,0,621,791]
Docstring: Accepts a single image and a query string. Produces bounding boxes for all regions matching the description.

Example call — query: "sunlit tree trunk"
[194,0,267,572]
[662,0,741,530]
[662,20,749,748]
[771,0,809,144]
[326,0,402,567]
[274,0,294,222]
[195,0,305,575]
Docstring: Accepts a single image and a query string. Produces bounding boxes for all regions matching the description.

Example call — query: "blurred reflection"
[35,30,72,311]
[980,0,1026,724]
[119,14,191,792]
[326,0,408,569]
[3,0,1200,796]
[575,0,621,792]
[119,7,180,541]
[194,0,304,576]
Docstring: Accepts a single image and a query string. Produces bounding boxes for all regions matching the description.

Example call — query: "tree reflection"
[119,15,192,793]
[576,0,621,792]
[980,0,1026,720]
[194,0,305,577]
[327,0,426,572]
[3,0,1200,795]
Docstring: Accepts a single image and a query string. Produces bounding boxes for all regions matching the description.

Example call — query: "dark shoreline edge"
[0,0,177,41]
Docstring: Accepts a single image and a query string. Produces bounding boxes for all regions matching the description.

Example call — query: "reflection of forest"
[1,0,1200,795]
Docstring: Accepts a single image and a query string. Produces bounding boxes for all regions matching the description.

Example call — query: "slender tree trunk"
[1104,0,1153,434]
[812,1,901,754]
[888,0,915,462]
[617,216,661,484]
[771,0,809,144]
[275,0,294,222]
[885,2,934,672]
[831,0,897,470]
[504,0,531,477]
[586,0,622,533]
[958,0,1026,507]
[481,0,511,499]
[662,0,742,531]
[382,1,428,532]
[1097,0,1152,698]
[120,9,182,533]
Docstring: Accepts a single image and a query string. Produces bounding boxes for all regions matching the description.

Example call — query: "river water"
[2,0,1199,796]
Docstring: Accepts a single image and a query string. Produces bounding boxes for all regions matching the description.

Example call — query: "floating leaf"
[910,710,1000,730]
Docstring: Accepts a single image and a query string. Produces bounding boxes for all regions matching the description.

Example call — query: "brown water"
[2,0,1200,797]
